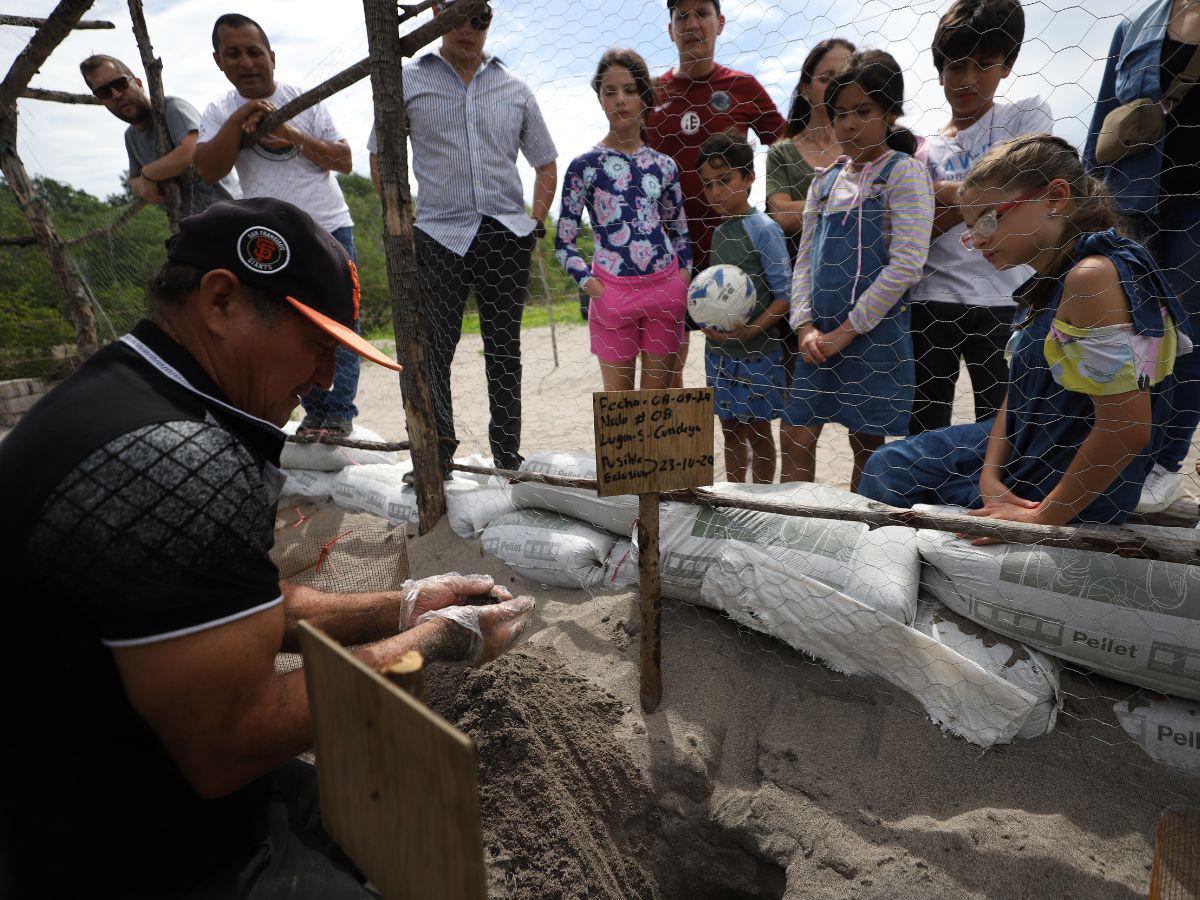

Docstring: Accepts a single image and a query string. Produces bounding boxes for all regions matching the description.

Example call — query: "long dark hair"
[592,48,655,140]
[824,49,918,156]
[961,133,1125,310]
[785,38,856,138]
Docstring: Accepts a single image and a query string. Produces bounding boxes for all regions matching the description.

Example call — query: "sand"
[326,320,1200,899]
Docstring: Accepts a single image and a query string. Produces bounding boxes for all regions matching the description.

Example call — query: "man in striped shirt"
[369,0,557,475]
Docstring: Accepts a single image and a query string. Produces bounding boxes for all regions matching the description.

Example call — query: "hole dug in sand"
[425,646,786,900]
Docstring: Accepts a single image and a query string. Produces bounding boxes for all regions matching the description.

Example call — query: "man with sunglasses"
[194,13,362,440]
[368,0,557,477]
[80,55,235,216]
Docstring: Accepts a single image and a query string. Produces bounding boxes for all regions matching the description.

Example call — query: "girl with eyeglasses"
[859,134,1193,530]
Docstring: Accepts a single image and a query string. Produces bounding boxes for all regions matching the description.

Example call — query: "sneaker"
[295,415,352,440]
[1136,463,1185,515]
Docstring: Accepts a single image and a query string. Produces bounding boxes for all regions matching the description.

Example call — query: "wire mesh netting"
[7,0,1200,891]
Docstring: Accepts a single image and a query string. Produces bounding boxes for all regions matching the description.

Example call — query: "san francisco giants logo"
[237,226,290,274]
[252,236,277,263]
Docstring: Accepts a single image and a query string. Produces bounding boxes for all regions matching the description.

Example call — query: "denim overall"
[785,154,914,435]
[860,230,1185,524]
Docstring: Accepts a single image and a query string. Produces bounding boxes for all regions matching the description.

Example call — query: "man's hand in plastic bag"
[417,595,535,665]
[398,573,512,630]
[399,573,534,664]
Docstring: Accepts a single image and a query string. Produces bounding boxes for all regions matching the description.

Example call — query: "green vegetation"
[0,173,590,379]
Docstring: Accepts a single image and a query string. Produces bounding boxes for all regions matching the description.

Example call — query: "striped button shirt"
[369,51,557,256]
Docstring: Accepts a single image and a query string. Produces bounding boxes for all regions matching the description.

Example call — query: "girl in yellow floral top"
[860,134,1193,527]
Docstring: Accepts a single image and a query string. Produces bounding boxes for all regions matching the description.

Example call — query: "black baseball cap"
[166,197,401,371]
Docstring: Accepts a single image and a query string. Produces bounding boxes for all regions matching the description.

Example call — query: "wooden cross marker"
[593,388,714,712]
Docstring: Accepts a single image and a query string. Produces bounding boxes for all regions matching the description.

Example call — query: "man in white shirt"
[194,13,361,438]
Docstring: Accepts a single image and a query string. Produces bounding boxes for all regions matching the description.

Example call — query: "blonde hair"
[960,134,1123,308]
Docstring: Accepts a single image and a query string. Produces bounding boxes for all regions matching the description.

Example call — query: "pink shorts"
[588,260,688,363]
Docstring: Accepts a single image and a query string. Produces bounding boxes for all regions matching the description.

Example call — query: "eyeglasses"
[960,184,1051,248]
[91,75,131,100]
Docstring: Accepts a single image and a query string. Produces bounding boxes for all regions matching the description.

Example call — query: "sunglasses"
[960,184,1053,248]
[91,74,132,100]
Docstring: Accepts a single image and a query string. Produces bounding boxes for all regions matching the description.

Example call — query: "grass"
[364,294,585,343]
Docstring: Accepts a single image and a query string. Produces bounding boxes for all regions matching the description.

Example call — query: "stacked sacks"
[481,509,617,589]
[281,438,517,538]
[660,482,920,621]
[917,520,1200,701]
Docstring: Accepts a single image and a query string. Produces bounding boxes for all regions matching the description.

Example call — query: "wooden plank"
[592,388,715,497]
[363,0,448,533]
[300,621,486,900]
[637,492,662,713]
[1149,806,1200,899]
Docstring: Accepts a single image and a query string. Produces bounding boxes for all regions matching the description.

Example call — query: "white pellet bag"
[1114,694,1200,777]
[918,520,1200,701]
[482,509,617,589]
[331,462,418,525]
[511,450,638,536]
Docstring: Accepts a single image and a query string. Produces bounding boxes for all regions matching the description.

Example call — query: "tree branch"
[0,0,96,110]
[64,198,147,245]
[20,86,100,105]
[240,0,487,148]
[0,13,113,29]
[127,0,182,232]
[448,463,1200,567]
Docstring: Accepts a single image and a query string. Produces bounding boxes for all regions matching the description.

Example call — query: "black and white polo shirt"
[0,319,290,893]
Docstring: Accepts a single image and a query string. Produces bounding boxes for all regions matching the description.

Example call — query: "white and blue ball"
[687,264,756,330]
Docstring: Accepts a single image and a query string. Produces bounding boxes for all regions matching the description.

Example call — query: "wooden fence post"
[362,0,447,532]
[127,0,182,232]
[0,0,103,359]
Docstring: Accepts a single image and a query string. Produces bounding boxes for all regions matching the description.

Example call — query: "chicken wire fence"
[6,0,1200,813]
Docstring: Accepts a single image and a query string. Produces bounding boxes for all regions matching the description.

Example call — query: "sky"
[0,0,1136,209]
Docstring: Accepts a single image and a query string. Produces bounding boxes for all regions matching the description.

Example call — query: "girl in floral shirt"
[555,48,692,390]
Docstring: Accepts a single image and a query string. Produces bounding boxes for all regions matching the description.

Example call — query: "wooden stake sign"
[593,388,714,713]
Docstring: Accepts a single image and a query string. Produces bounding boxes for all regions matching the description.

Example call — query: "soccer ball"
[687,264,756,330]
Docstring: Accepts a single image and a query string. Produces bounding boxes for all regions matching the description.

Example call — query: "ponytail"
[961,134,1127,311]
[886,124,918,156]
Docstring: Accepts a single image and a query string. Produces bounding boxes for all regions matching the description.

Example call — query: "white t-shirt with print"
[199,82,352,233]
[910,97,1054,308]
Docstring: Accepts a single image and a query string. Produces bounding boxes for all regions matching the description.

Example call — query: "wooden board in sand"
[300,621,485,900]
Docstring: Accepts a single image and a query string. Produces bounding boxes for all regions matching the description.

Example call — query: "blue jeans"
[1135,197,1200,472]
[858,422,989,510]
[300,225,361,426]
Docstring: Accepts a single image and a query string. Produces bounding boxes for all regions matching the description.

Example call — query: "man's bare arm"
[194,99,270,183]
[114,603,472,799]
[129,175,166,205]
[141,132,200,182]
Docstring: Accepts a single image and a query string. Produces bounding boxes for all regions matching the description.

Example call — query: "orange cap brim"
[285,296,403,372]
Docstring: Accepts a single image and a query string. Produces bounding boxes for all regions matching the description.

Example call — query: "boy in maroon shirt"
[648,0,785,382]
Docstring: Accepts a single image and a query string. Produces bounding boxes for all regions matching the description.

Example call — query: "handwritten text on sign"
[592,388,715,497]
